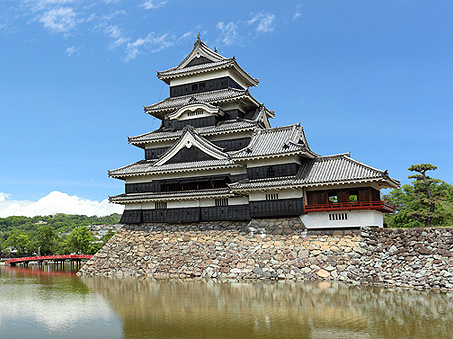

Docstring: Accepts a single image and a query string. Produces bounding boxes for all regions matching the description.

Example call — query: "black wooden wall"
[163,116,218,130]
[247,163,300,180]
[120,199,303,224]
[170,76,244,97]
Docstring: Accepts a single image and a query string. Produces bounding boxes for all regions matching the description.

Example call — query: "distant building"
[109,36,399,229]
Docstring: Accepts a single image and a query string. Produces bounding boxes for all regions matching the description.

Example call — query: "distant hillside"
[0,213,121,233]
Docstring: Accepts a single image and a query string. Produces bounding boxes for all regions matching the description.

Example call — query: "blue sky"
[0,0,452,216]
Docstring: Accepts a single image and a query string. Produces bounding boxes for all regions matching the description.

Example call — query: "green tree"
[6,230,31,256]
[69,226,94,254]
[384,164,453,228]
[35,225,56,255]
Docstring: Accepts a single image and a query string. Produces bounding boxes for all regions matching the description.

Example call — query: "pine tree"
[407,164,444,227]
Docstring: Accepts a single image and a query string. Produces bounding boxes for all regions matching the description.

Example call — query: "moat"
[1,265,452,339]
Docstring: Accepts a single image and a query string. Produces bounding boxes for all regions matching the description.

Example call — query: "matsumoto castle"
[109,36,399,229]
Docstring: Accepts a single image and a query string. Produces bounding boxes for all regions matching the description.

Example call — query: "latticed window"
[329,213,348,221]
[265,193,278,200]
[215,198,228,207]
[267,166,275,177]
[155,201,167,209]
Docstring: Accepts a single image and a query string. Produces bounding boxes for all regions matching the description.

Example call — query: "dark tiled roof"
[158,59,233,77]
[129,119,259,145]
[109,159,238,178]
[110,188,233,203]
[294,153,399,186]
[229,154,400,191]
[144,88,258,113]
[230,124,314,159]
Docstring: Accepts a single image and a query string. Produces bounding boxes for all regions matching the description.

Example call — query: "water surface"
[1,265,452,338]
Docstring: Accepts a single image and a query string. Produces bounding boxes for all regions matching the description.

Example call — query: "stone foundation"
[78,219,453,290]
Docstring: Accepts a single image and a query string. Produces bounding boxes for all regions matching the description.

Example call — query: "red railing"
[304,200,395,213]
[5,254,93,266]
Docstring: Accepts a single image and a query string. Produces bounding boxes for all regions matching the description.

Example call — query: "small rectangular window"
[266,193,279,200]
[329,213,348,221]
[328,191,338,203]
[155,202,167,209]
[215,198,228,207]
[199,82,205,90]
[349,190,359,202]
[192,84,198,91]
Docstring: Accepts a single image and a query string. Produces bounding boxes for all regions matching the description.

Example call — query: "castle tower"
[109,37,399,229]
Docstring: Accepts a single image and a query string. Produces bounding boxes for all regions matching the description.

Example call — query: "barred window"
[267,166,275,177]
[215,198,228,207]
[329,213,348,221]
[265,193,279,200]
[155,202,167,209]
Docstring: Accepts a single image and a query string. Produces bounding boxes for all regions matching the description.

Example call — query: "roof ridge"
[259,123,301,133]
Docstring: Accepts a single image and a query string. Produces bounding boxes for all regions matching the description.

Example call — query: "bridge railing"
[5,254,93,265]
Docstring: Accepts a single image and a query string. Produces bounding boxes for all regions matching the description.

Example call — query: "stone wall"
[346,227,453,290]
[78,219,453,290]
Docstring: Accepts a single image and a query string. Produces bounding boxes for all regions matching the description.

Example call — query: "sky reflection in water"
[1,265,453,339]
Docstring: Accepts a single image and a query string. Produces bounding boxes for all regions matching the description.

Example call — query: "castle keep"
[109,36,399,229]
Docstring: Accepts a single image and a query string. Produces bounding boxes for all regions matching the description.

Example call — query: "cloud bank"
[0,191,123,218]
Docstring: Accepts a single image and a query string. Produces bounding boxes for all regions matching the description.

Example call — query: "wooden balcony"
[304,200,395,213]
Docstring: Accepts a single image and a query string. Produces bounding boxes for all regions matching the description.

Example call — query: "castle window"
[215,198,228,207]
[329,213,348,221]
[192,84,198,91]
[266,193,279,200]
[155,202,167,209]
[199,82,205,90]
[328,191,338,203]
[349,190,359,202]
[266,166,275,177]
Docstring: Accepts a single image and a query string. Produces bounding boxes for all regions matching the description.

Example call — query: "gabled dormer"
[157,35,259,97]
[154,125,229,166]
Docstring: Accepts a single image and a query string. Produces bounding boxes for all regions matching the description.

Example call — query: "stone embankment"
[348,227,453,290]
[78,218,453,290]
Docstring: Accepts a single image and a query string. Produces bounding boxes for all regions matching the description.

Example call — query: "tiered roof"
[144,88,260,119]
[156,35,259,87]
[129,119,259,146]
[229,153,400,191]
[231,124,316,160]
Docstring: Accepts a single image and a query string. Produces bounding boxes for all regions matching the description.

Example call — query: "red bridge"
[5,255,93,266]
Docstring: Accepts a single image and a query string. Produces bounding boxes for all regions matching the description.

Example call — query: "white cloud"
[65,46,79,56]
[216,21,239,46]
[0,191,123,217]
[0,193,11,202]
[39,7,77,33]
[248,12,275,33]
[293,10,301,20]
[142,0,167,9]
[104,24,130,49]
[125,32,173,60]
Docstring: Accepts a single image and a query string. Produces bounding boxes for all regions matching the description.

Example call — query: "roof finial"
[214,46,217,53]
[197,32,201,40]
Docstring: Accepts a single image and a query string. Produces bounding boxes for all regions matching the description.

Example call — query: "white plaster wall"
[124,203,142,210]
[300,210,384,229]
[248,189,302,201]
[168,200,200,208]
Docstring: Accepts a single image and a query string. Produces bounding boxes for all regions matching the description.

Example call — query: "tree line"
[0,213,121,257]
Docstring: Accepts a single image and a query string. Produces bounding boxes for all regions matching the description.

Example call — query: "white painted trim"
[154,131,228,166]
[168,102,223,120]
[301,210,384,229]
